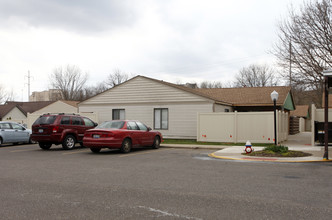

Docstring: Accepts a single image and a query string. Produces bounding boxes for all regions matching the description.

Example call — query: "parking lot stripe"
[10,149,36,153]
[62,149,90,155]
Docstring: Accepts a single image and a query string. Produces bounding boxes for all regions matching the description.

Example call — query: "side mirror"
[94,122,98,127]
[147,127,152,131]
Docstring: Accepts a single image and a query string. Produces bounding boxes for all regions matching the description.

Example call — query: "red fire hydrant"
[245,140,253,154]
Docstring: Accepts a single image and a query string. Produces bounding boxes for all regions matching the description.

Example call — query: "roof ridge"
[138,75,233,105]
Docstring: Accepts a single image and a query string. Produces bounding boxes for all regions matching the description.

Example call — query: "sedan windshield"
[97,121,125,129]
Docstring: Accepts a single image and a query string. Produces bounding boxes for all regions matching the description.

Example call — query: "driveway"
[1,143,332,219]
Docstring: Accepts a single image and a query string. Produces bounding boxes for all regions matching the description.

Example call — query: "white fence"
[26,112,99,129]
[197,111,288,144]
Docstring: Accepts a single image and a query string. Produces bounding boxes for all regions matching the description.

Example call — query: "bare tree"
[199,81,223,88]
[273,0,332,106]
[106,69,129,88]
[83,82,109,100]
[234,64,278,87]
[0,85,14,104]
[0,85,6,103]
[49,65,88,101]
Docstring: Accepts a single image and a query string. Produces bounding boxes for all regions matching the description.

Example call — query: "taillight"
[102,132,113,138]
[52,126,59,133]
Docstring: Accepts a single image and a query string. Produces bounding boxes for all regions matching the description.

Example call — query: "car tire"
[62,135,76,150]
[0,137,2,146]
[90,148,101,153]
[152,136,160,149]
[39,142,52,150]
[121,138,132,153]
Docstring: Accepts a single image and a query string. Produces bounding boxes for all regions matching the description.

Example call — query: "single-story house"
[25,100,79,129]
[78,75,295,139]
[31,100,79,115]
[0,101,54,124]
[0,100,79,127]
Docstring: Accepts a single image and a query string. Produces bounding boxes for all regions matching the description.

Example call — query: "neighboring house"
[0,100,79,128]
[0,101,54,124]
[0,104,27,123]
[32,100,79,115]
[25,100,80,129]
[79,75,295,139]
[290,105,310,133]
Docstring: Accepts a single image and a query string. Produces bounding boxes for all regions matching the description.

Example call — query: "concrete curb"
[161,143,332,163]
[208,152,332,163]
[160,144,223,150]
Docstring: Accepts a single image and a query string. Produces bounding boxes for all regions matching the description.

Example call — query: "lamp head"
[270,90,279,102]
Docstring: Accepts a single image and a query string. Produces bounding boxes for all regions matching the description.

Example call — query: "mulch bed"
[243,150,312,157]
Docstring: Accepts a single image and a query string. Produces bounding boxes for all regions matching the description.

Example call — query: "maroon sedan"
[83,120,163,153]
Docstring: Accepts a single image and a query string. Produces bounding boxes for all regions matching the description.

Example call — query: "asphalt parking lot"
[1,143,332,219]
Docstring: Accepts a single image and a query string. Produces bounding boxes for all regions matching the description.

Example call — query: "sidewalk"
[161,132,332,162]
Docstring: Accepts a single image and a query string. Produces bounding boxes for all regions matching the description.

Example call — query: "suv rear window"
[33,115,57,125]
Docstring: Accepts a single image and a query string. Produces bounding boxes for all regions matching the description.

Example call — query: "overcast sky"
[0,0,305,101]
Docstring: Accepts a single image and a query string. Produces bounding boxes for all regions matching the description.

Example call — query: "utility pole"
[25,70,31,101]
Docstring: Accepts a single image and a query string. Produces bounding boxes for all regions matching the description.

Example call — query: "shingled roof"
[61,100,79,108]
[290,105,309,118]
[80,75,294,110]
[0,101,55,118]
[196,86,292,107]
[143,76,292,108]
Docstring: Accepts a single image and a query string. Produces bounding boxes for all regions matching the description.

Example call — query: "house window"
[112,109,125,120]
[154,108,168,130]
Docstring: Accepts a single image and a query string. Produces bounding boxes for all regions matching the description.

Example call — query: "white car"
[0,122,32,146]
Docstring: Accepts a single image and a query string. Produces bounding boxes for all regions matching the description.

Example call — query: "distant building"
[29,89,62,101]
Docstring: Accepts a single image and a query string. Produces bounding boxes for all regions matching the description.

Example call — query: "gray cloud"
[0,0,139,32]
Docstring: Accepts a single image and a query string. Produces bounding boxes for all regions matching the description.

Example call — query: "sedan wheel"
[152,136,160,149]
[121,138,132,153]
[0,137,2,146]
[39,142,52,150]
[90,148,101,153]
[62,135,76,150]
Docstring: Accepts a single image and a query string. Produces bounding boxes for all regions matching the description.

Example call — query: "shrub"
[264,145,289,153]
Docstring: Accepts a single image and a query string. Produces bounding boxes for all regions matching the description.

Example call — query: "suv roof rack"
[42,113,80,116]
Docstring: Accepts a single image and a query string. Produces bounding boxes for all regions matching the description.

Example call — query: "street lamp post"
[322,69,332,160]
[271,90,279,146]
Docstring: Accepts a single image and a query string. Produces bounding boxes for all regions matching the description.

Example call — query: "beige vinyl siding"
[79,102,213,139]
[79,76,230,139]
[33,101,78,115]
[3,107,27,124]
[81,77,211,105]
[214,103,233,112]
